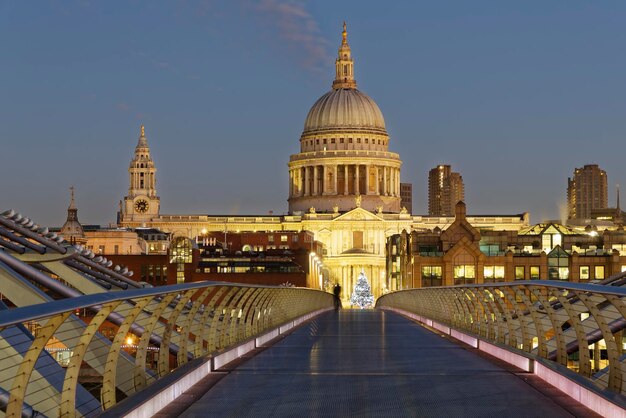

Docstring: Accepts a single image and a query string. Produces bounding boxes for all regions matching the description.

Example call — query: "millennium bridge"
[0,209,625,417]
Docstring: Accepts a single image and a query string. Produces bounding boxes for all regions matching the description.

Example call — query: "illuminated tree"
[350,270,375,309]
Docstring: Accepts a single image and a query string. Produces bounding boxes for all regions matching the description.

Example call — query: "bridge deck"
[179,310,594,417]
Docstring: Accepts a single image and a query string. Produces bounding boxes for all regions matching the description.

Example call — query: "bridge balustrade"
[0,283,333,417]
[376,281,626,395]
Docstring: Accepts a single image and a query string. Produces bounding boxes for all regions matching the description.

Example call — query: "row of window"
[267,235,294,243]
[88,244,122,254]
[306,138,387,146]
[421,264,608,286]
[141,264,168,285]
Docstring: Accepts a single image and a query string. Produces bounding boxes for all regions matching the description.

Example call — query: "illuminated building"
[116,25,529,299]
[388,201,626,287]
[428,165,464,216]
[567,164,607,220]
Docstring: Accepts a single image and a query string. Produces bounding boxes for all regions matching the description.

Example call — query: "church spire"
[60,186,85,244]
[332,21,357,90]
[68,185,76,211]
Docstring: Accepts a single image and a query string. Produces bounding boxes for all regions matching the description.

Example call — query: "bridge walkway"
[175,310,598,417]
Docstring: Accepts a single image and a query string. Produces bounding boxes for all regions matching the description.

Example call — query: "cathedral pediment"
[334,208,384,222]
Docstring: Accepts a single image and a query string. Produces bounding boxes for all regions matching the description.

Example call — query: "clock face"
[134,199,149,213]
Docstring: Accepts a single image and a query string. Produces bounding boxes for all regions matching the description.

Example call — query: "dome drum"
[289,194,400,215]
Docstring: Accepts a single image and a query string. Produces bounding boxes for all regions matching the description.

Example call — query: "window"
[422,266,442,287]
[323,139,327,144]
[114,245,119,255]
[293,235,299,242]
[484,265,505,282]
[340,138,344,143]
[480,244,500,256]
[580,266,590,280]
[530,266,540,279]
[454,265,475,285]
[548,247,569,280]
[268,235,274,242]
[280,235,288,242]
[595,265,605,279]
[98,245,105,254]
[357,138,361,144]
[331,139,335,144]
[515,266,524,280]
[349,138,353,143]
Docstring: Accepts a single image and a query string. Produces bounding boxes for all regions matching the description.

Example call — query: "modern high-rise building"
[567,164,607,220]
[400,183,412,213]
[428,165,464,216]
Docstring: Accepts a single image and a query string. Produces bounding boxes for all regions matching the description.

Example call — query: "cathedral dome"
[303,88,386,135]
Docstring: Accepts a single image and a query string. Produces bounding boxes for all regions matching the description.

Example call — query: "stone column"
[375,166,380,195]
[304,166,310,196]
[313,166,319,195]
[344,165,349,195]
[365,165,370,195]
[396,169,400,197]
[289,170,293,197]
[333,165,338,195]
[383,166,388,196]
[354,165,360,195]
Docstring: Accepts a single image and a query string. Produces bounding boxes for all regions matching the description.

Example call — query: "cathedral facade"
[118,25,528,300]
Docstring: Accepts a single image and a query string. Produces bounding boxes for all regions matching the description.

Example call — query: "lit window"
[580,266,590,280]
[454,265,475,285]
[515,266,524,280]
[280,235,288,242]
[595,265,605,279]
[483,265,505,281]
[530,266,540,279]
[422,266,442,287]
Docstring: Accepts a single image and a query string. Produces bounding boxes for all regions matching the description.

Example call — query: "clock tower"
[120,125,160,223]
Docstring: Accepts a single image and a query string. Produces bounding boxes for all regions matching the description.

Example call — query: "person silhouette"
[333,283,342,310]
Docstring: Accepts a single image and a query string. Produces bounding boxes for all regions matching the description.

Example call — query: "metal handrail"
[376,281,626,396]
[0,283,334,417]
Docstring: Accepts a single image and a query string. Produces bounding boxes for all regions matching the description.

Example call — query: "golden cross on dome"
[140,125,145,137]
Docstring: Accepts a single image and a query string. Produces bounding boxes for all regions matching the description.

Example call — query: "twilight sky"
[2,1,626,227]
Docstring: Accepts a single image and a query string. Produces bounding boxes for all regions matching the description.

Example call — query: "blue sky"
[2,1,626,226]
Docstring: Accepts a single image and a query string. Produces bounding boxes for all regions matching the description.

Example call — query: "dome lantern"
[332,22,357,90]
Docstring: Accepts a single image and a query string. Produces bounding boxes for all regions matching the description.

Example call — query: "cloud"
[256,0,331,73]
[116,102,131,112]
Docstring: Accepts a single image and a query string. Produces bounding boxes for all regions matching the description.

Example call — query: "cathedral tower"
[288,23,402,214]
[121,125,160,223]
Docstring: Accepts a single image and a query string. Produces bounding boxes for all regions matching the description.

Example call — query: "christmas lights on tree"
[350,270,375,309]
